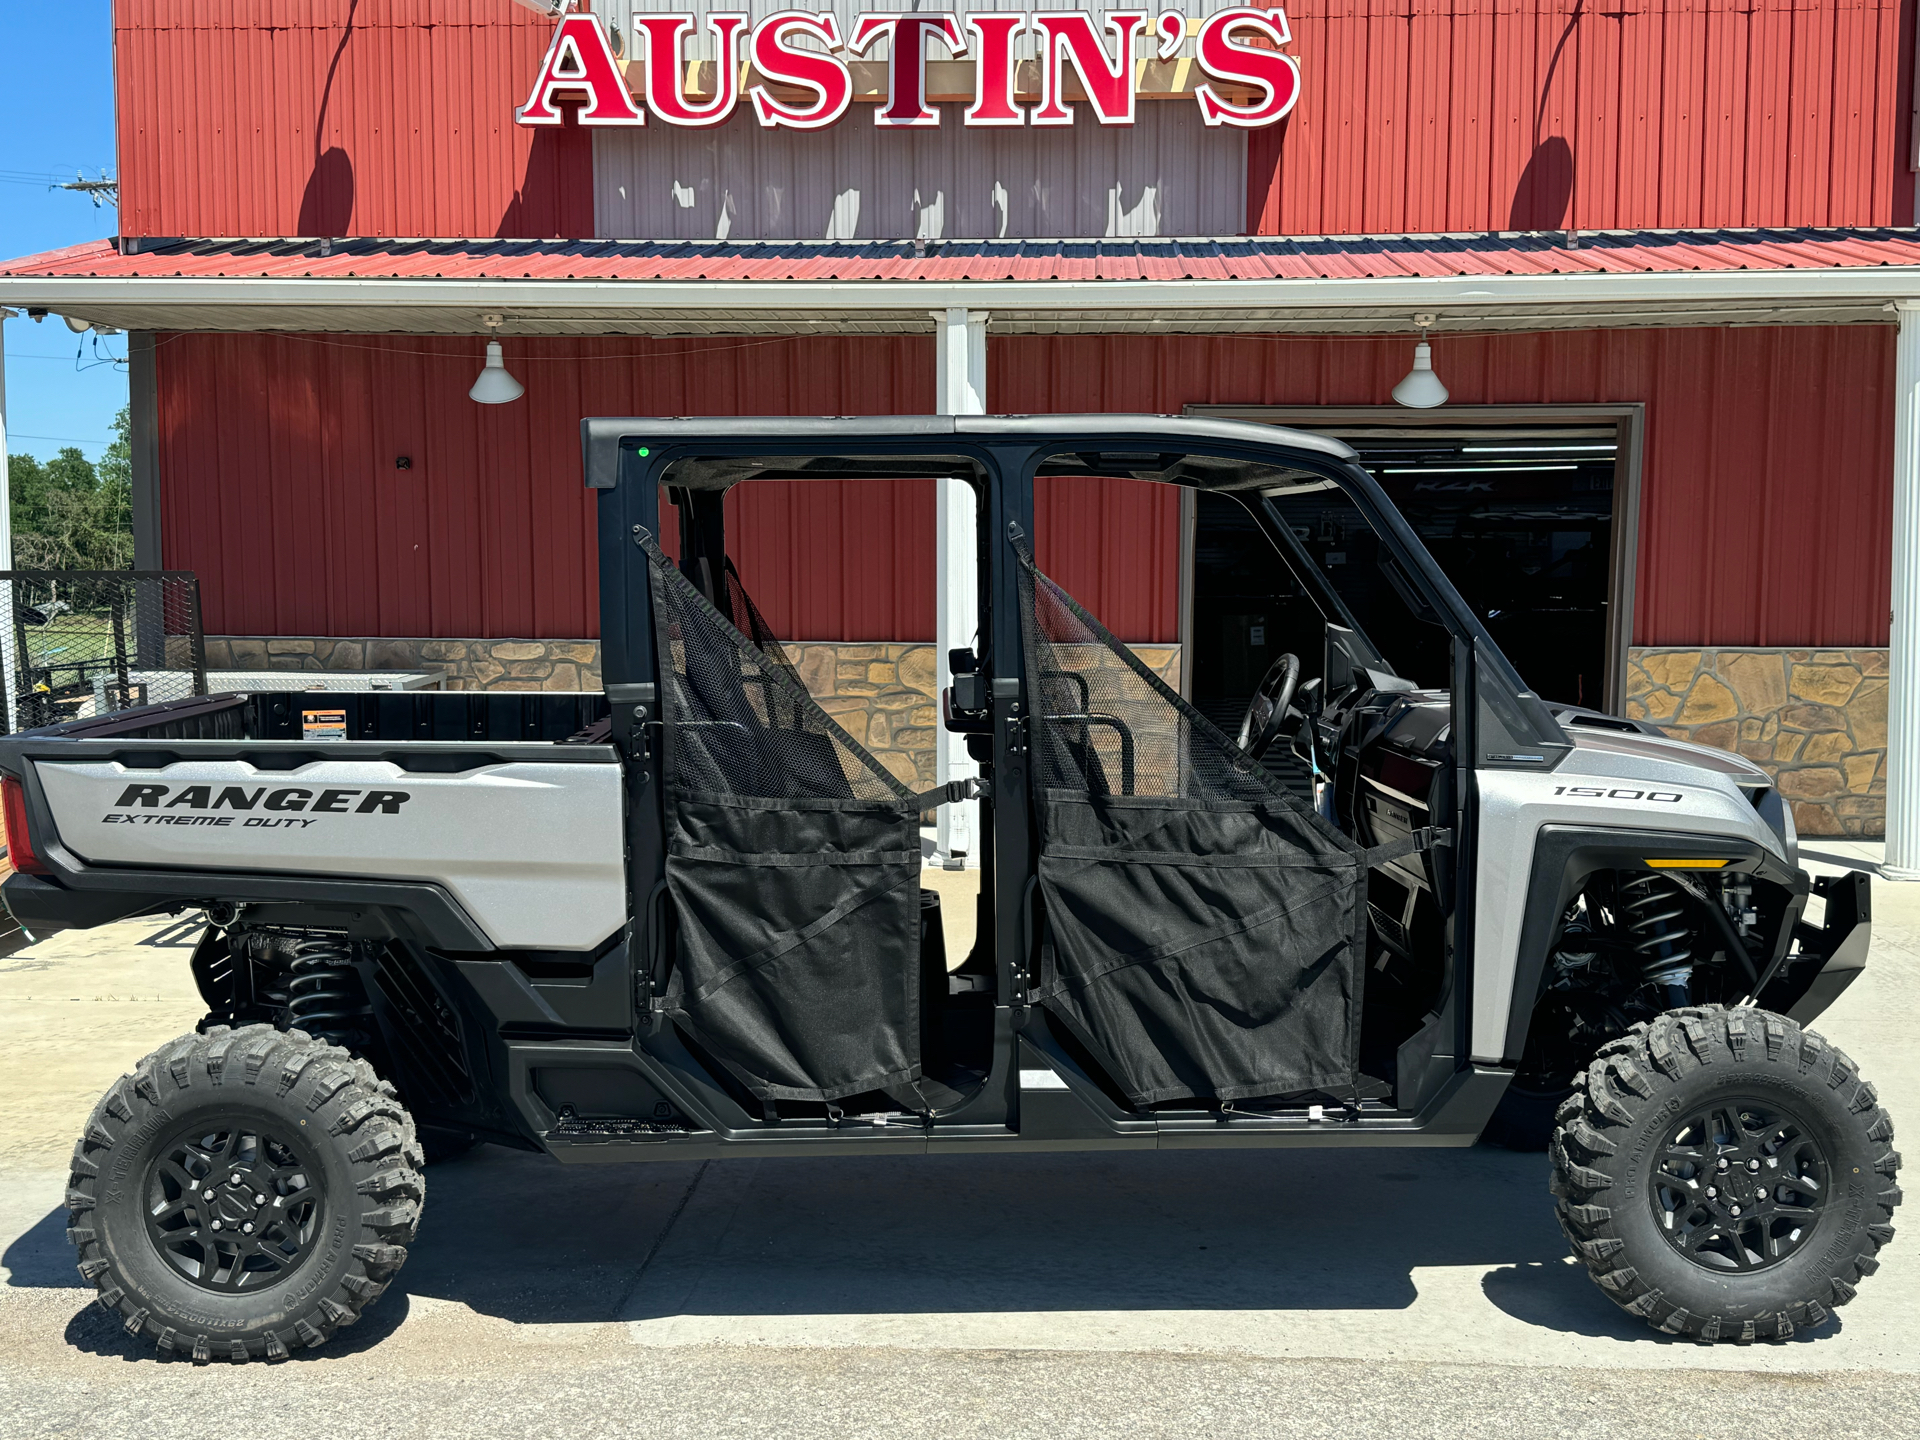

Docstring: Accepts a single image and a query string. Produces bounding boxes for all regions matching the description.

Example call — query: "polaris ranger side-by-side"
[1,416,1895,1361]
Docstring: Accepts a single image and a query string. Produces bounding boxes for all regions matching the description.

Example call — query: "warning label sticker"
[302,708,348,741]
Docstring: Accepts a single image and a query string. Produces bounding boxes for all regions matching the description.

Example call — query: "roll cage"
[580,414,1569,1142]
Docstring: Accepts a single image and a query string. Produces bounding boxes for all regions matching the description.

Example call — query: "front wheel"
[1553,1005,1901,1341]
[66,1025,424,1361]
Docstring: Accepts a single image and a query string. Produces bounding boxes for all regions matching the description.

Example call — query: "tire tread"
[66,1024,423,1362]
[1552,1004,1899,1343]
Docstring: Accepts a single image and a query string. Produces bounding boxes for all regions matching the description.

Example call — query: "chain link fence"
[0,571,207,735]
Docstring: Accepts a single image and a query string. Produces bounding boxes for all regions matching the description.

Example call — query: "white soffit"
[0,267,1913,337]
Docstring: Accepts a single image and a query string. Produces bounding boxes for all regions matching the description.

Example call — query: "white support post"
[0,309,16,736]
[1885,299,1920,880]
[933,308,987,869]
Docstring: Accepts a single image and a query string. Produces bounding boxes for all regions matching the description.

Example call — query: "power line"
[0,170,119,205]
[0,165,115,181]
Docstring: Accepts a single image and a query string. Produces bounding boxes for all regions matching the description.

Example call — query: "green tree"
[8,452,53,540]
[99,405,132,494]
[8,409,133,571]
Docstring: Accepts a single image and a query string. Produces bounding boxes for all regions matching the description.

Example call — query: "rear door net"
[636,529,965,1113]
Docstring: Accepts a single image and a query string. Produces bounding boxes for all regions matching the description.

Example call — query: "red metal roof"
[4,230,1912,286]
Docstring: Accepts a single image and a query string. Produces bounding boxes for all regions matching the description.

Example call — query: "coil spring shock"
[1618,872,1695,1008]
[285,932,372,1052]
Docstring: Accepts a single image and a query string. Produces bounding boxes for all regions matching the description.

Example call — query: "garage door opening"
[1183,408,1639,741]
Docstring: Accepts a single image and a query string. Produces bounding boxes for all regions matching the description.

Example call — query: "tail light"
[1,775,48,875]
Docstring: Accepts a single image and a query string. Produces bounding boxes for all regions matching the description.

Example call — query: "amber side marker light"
[1643,858,1732,870]
[1,775,49,876]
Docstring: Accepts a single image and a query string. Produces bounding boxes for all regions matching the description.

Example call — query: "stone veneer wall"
[1624,648,1888,838]
[205,636,1182,794]
[204,636,602,692]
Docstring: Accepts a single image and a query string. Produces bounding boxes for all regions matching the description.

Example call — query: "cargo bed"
[0,689,623,950]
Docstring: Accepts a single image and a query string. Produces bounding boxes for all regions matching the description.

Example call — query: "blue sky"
[2,2,124,463]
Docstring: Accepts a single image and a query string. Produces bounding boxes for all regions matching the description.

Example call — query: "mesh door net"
[638,530,929,1107]
[1016,535,1372,1106]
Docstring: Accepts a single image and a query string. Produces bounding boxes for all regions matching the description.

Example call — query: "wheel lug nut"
[1706,1186,1717,1198]
[1747,1159,1760,1172]
[254,1193,266,1205]
[230,1172,242,1185]
[242,1222,254,1234]
[1716,1158,1729,1171]
[1730,1205,1741,1216]
[210,1219,222,1230]
[203,1189,214,1200]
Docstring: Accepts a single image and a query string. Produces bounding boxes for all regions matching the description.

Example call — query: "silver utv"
[0,414,1893,1359]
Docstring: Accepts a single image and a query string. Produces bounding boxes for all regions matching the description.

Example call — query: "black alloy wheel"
[1649,1099,1829,1273]
[68,1025,424,1361]
[145,1120,325,1292]
[1552,1005,1901,1342]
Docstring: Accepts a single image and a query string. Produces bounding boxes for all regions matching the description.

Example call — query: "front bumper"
[1773,869,1872,1024]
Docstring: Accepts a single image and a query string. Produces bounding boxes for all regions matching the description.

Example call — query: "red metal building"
[0,0,1916,844]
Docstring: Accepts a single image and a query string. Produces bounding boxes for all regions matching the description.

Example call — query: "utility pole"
[0,308,16,734]
[56,174,118,208]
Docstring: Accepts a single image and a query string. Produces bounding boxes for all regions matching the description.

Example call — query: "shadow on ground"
[10,1140,1821,1350]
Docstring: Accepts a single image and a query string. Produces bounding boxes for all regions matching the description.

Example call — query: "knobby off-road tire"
[1552,1005,1901,1341]
[66,1024,424,1361]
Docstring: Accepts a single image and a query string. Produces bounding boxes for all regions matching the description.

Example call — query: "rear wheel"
[66,1024,423,1361]
[1553,1005,1900,1340]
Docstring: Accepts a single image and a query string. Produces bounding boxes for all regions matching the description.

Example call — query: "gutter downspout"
[933,307,986,869]
[1885,299,1920,881]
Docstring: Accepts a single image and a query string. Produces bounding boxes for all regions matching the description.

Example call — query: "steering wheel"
[1236,653,1302,760]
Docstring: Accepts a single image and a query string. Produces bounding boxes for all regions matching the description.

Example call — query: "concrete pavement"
[0,849,1914,1437]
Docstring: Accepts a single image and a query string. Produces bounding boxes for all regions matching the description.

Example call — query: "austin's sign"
[517,8,1300,130]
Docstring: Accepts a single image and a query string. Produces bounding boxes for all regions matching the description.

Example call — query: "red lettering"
[515,13,645,127]
[1032,10,1146,127]
[636,11,749,128]
[850,12,966,128]
[750,11,854,130]
[963,13,1026,126]
[1193,8,1300,128]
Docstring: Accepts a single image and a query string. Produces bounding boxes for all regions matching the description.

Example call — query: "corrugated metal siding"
[593,103,1245,241]
[115,0,1916,242]
[1034,474,1184,643]
[1251,0,1917,235]
[607,0,1246,241]
[153,333,938,640]
[724,481,936,640]
[115,0,593,239]
[994,326,1896,648]
[151,329,1183,643]
[154,327,1893,650]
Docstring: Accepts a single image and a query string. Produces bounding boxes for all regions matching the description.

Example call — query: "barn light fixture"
[469,315,525,405]
[1391,314,1449,409]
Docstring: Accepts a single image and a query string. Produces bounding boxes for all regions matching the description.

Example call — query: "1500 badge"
[101,783,411,830]
[1552,786,1683,802]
